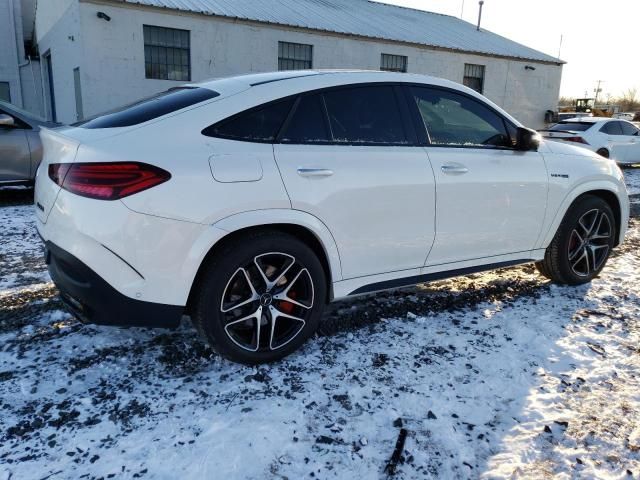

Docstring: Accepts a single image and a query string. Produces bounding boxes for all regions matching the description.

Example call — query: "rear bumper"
[46,241,183,328]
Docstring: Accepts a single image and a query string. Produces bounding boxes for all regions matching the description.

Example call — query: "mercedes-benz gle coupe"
[35,71,630,363]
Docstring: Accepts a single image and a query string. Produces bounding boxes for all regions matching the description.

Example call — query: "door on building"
[73,67,83,121]
[406,86,548,266]
[44,52,57,122]
[274,85,436,279]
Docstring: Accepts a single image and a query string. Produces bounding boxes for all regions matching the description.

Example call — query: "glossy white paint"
[274,143,436,279]
[35,71,630,309]
[540,117,640,165]
[424,146,548,265]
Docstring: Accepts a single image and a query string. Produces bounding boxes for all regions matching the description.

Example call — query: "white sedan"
[34,71,630,363]
[540,117,640,164]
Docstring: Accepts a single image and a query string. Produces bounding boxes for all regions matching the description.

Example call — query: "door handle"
[297,168,334,177]
[441,164,469,175]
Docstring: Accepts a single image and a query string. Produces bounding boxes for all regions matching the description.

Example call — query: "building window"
[463,64,485,93]
[380,54,407,73]
[143,25,190,81]
[0,82,10,102]
[278,41,313,71]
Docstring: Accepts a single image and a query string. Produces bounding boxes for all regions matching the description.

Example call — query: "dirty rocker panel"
[348,259,532,296]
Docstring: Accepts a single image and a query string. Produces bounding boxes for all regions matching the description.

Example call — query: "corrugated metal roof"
[115,0,563,64]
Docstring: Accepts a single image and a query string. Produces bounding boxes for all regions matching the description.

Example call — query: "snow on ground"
[624,166,640,195]
[1,175,639,479]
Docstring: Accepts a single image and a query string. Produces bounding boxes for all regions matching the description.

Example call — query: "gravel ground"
[1,170,639,479]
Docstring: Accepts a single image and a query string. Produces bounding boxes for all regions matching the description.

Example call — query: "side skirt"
[347,259,533,296]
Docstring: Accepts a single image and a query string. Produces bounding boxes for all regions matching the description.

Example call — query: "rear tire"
[596,148,610,159]
[537,195,615,285]
[192,230,326,364]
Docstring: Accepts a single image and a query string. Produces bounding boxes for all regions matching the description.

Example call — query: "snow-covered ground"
[1,173,639,479]
[625,166,640,195]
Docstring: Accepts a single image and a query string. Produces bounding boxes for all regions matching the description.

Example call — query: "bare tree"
[558,96,575,107]
[619,88,639,111]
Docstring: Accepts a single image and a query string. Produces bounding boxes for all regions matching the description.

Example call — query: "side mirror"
[515,127,541,151]
[0,114,16,128]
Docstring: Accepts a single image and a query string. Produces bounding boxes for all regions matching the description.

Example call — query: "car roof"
[194,69,471,94]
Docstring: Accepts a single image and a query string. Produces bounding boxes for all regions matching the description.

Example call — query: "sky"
[377,0,640,100]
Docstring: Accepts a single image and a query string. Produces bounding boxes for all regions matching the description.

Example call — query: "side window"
[620,122,639,136]
[203,98,294,142]
[279,94,330,144]
[411,87,511,147]
[601,121,624,135]
[323,86,407,144]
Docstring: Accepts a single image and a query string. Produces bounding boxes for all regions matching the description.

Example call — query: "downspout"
[40,60,49,120]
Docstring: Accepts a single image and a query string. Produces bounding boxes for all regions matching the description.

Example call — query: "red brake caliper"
[279,291,296,314]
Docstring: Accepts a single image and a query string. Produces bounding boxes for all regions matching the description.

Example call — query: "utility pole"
[593,80,604,109]
[557,34,563,59]
[461,0,465,18]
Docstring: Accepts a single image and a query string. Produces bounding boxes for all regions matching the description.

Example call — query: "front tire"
[192,230,327,364]
[536,195,615,285]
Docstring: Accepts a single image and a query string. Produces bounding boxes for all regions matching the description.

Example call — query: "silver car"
[0,101,58,185]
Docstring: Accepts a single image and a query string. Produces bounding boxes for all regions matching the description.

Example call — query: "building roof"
[114,0,563,64]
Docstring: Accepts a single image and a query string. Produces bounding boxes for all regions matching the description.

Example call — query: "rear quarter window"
[202,98,294,142]
[77,87,219,129]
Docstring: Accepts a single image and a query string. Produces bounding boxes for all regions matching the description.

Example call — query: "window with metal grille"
[144,25,190,81]
[380,54,407,73]
[278,42,313,71]
[463,64,485,93]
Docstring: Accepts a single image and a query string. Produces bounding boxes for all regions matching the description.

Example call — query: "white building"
[33,0,564,127]
[0,0,45,116]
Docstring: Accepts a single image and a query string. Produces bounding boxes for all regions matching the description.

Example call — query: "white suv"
[34,71,630,364]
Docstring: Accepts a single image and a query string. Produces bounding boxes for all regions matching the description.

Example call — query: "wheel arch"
[185,211,342,313]
[540,183,627,249]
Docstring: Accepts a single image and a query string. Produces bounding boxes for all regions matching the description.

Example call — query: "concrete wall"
[44,0,562,127]
[34,0,76,40]
[0,0,24,106]
[36,0,83,121]
[0,0,44,115]
[19,58,44,116]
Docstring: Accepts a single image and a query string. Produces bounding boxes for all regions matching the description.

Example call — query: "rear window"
[549,122,594,132]
[77,87,218,129]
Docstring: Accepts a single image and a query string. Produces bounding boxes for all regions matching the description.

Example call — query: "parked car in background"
[540,117,640,165]
[613,112,635,121]
[0,100,57,185]
[35,71,629,364]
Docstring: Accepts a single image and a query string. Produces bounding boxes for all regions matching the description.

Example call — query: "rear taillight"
[48,162,171,200]
[563,136,589,145]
